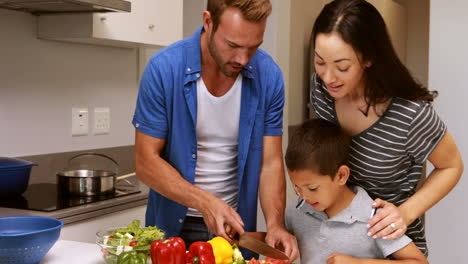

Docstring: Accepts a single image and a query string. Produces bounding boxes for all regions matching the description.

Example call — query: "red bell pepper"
[150,237,186,264]
[186,241,216,264]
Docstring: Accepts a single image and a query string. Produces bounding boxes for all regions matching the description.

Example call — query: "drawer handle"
[148,24,155,30]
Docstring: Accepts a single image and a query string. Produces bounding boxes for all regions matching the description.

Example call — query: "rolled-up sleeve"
[132,58,168,139]
[263,65,284,136]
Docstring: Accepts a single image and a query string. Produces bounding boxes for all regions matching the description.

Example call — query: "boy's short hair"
[285,119,351,177]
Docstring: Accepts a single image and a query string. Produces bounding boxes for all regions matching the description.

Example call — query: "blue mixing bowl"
[0,216,64,264]
[0,157,37,195]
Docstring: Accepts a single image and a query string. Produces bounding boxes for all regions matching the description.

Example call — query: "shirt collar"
[184,26,256,84]
[184,26,203,85]
[297,185,374,224]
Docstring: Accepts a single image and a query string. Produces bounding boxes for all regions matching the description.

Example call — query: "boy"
[284,119,428,264]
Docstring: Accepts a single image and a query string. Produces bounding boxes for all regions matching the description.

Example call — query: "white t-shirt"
[187,74,242,217]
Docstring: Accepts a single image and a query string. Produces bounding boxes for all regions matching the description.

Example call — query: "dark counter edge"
[0,184,149,225]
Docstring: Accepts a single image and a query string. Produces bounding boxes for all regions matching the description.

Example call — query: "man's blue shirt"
[132,26,284,237]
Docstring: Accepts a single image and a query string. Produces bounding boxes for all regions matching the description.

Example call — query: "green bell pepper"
[117,251,148,264]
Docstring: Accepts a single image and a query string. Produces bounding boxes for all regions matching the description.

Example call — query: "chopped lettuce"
[104,220,165,253]
[231,244,246,264]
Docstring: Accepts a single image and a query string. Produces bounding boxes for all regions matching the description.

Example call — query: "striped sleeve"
[406,103,446,164]
[309,73,336,122]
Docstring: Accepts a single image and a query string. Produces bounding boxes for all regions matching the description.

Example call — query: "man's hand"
[326,253,357,264]
[265,225,299,264]
[200,196,244,243]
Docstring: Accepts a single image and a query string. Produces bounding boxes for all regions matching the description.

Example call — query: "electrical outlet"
[71,108,89,136]
[94,107,110,135]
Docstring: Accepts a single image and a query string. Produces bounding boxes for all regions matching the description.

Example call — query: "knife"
[225,226,289,261]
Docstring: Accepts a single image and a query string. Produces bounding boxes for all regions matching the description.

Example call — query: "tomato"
[264,257,287,263]
[101,248,109,256]
[129,241,138,247]
[248,257,287,264]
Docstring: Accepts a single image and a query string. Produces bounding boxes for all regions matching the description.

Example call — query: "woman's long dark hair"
[312,0,437,109]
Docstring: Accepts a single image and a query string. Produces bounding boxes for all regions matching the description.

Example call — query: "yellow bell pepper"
[207,237,233,264]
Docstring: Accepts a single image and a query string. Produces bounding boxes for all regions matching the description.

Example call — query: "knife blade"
[236,232,289,260]
[225,224,289,261]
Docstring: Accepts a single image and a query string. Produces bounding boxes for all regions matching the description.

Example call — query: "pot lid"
[0,157,36,169]
[63,152,118,175]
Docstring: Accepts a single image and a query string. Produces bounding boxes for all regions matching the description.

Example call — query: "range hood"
[0,0,131,15]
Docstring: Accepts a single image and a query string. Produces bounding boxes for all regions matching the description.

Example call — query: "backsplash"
[0,9,137,157]
[19,145,135,184]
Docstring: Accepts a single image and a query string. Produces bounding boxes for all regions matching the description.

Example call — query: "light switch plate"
[71,108,89,136]
[94,107,110,135]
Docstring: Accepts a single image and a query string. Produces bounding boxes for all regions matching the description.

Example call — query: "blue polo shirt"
[132,26,285,238]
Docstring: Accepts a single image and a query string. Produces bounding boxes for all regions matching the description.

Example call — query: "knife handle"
[224,224,240,241]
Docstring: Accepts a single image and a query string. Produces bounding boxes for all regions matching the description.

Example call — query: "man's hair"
[207,0,272,32]
[285,119,351,177]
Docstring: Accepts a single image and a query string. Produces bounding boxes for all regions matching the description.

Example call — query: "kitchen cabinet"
[59,205,146,244]
[143,0,183,46]
[37,0,190,48]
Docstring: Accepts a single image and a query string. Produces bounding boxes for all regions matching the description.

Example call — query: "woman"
[309,0,463,256]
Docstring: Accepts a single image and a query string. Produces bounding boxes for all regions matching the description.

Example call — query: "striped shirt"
[309,73,446,256]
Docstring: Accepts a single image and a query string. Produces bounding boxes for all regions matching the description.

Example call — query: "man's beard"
[208,34,241,78]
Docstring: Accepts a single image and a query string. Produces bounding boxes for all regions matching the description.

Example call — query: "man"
[132,0,298,261]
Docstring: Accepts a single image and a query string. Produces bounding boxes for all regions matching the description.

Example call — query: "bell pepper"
[186,241,216,264]
[117,251,147,264]
[150,237,186,264]
[207,237,233,264]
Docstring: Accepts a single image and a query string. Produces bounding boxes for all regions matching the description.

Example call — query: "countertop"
[41,240,105,264]
[0,177,149,224]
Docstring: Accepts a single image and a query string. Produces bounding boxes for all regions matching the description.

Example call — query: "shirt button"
[192,154,196,159]
[135,123,140,128]
[196,73,200,78]
[248,65,253,69]
[179,218,183,223]
[187,67,192,72]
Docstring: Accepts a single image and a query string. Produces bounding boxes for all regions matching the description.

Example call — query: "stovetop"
[0,183,140,212]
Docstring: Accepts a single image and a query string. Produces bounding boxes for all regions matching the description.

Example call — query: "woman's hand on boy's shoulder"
[326,253,357,264]
[367,198,407,240]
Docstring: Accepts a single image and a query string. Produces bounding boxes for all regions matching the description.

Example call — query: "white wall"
[0,9,138,157]
[427,1,468,262]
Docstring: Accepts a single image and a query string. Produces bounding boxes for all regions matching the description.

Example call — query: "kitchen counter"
[41,240,104,264]
[0,179,149,224]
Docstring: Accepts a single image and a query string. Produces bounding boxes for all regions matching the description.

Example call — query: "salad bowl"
[96,220,164,264]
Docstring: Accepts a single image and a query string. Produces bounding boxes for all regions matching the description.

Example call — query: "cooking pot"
[0,157,37,195]
[56,153,134,197]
